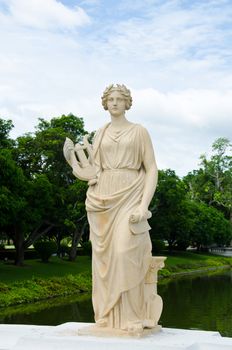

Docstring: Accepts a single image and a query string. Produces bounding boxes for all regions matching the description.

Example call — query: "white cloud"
[6,85,231,176]
[133,88,232,128]
[2,0,90,30]
[0,0,231,176]
[92,0,232,89]
[129,87,232,175]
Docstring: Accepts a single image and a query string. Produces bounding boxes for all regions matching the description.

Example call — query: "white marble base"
[78,323,162,338]
[0,322,232,350]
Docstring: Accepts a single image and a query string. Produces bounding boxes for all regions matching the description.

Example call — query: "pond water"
[1,269,232,337]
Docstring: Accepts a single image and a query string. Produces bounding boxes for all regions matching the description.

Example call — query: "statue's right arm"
[63,138,76,168]
[87,131,100,186]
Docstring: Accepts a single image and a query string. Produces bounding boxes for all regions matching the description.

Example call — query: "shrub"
[0,249,38,261]
[34,240,57,262]
[59,243,70,257]
[175,240,189,251]
[24,249,39,259]
[59,238,71,257]
[152,239,166,254]
[0,282,10,292]
[82,241,92,257]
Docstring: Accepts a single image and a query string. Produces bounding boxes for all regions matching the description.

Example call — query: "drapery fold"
[86,123,152,328]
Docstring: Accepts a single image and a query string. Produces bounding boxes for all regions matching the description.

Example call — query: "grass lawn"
[0,256,91,284]
[1,252,232,284]
[159,251,232,277]
[0,256,92,308]
[0,251,232,308]
[162,251,227,266]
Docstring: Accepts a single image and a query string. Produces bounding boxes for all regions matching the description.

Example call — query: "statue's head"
[101,84,132,111]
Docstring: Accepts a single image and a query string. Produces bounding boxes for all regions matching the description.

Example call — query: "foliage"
[0,282,9,292]
[150,169,192,250]
[0,118,14,149]
[15,114,86,183]
[59,242,70,257]
[150,164,232,251]
[0,149,27,231]
[151,239,166,254]
[0,249,38,261]
[186,201,232,250]
[0,256,92,308]
[34,240,58,262]
[82,241,92,257]
[0,114,89,265]
[184,137,232,221]
[0,114,231,263]
[0,149,56,265]
[159,251,232,278]
[0,273,91,307]
[0,253,232,308]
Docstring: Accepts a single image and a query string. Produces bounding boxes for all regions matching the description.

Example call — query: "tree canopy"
[0,114,88,265]
[0,115,231,263]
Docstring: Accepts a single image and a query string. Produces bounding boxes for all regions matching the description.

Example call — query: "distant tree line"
[0,115,231,265]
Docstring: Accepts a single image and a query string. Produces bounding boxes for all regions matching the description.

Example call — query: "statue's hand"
[129,206,151,223]
[63,137,75,167]
[88,178,98,186]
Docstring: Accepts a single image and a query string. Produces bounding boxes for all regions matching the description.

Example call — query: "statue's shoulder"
[133,123,150,135]
[92,123,110,151]
[97,123,109,132]
[93,123,110,140]
[134,124,153,146]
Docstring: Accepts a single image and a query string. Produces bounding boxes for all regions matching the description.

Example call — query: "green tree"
[14,114,86,182]
[0,149,26,235]
[12,114,89,263]
[0,118,15,244]
[185,137,232,222]
[0,118,14,149]
[150,169,192,250]
[31,114,89,260]
[189,202,232,250]
[0,149,56,265]
[63,180,88,261]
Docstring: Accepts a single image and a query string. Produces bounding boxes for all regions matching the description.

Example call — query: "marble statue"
[63,84,166,336]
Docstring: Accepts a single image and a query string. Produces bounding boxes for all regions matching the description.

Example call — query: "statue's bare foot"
[96,318,107,327]
[127,321,143,334]
[143,319,155,328]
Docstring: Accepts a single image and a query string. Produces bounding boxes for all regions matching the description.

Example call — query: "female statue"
[86,84,158,333]
[64,84,160,334]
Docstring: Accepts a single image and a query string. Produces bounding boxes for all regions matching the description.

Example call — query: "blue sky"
[0,0,231,175]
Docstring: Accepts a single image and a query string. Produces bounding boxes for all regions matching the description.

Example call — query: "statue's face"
[106,90,126,117]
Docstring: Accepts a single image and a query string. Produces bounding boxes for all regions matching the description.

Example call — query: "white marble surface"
[1,323,232,350]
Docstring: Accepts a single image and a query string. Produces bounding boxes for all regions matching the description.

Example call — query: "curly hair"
[101,84,133,111]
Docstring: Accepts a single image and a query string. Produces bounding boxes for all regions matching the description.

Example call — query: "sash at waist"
[102,168,139,172]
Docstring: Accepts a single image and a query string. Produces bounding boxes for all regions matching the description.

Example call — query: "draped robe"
[86,123,153,330]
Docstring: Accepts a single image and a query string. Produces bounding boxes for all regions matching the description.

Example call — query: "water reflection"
[159,269,232,337]
[0,294,94,326]
[1,270,232,337]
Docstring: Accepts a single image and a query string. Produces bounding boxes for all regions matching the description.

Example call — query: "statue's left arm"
[133,127,158,222]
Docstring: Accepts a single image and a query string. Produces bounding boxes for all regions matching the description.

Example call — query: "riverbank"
[1,252,232,308]
[159,251,232,278]
[0,256,92,308]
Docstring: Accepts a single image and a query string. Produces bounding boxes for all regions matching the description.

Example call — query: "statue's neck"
[110,114,131,130]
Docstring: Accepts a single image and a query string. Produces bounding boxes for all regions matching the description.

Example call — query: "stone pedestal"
[78,324,162,338]
[1,323,232,350]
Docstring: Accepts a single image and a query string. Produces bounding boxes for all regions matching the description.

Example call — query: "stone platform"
[1,322,232,350]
